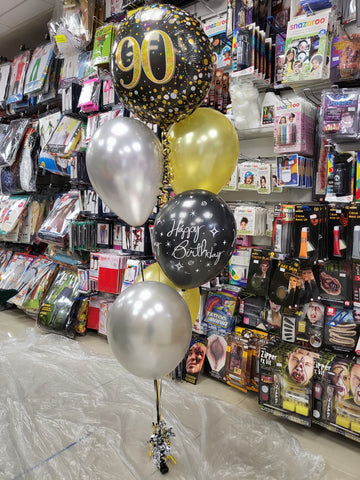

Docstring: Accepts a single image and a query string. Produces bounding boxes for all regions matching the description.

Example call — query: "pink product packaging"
[274,102,315,157]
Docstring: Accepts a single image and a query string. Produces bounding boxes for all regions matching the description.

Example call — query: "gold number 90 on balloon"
[115,31,176,89]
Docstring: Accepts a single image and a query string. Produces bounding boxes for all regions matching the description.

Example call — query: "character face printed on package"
[234,206,256,235]
[283,10,331,83]
[321,90,359,140]
[287,346,320,386]
[238,162,259,190]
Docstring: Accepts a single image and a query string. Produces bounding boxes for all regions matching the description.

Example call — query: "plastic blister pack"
[48,0,95,58]
[0,330,325,480]
[0,118,30,167]
[320,89,359,142]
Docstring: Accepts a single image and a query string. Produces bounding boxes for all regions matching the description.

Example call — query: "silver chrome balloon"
[107,281,192,379]
[86,117,163,226]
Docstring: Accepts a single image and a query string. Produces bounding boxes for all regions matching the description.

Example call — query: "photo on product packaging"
[246,249,272,297]
[183,334,207,385]
[206,333,227,382]
[268,260,303,308]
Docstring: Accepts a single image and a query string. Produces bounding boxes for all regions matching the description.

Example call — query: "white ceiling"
[0,0,55,59]
[0,0,227,60]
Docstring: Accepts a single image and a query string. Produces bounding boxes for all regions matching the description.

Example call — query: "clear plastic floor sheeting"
[0,329,325,480]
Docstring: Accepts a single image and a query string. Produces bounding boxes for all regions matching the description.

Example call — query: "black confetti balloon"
[111,4,213,126]
[153,190,237,289]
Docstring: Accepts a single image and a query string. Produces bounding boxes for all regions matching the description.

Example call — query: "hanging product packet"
[10,256,56,307]
[282,9,333,83]
[7,50,31,104]
[0,62,11,109]
[320,89,359,142]
[0,252,34,291]
[44,115,82,157]
[0,118,30,167]
[0,195,30,235]
[1,125,39,195]
[48,0,95,58]
[37,268,80,338]
[37,192,80,247]
[24,43,53,97]
[22,263,58,317]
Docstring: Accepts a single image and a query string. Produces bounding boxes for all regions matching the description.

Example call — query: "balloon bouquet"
[86,4,239,474]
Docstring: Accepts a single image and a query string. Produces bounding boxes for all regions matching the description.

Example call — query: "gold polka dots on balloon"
[110,4,213,127]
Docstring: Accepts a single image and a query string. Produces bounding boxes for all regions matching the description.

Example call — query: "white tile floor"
[1,307,359,479]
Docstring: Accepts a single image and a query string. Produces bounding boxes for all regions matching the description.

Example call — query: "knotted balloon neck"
[159,128,173,207]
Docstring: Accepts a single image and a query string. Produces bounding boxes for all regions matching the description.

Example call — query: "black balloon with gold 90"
[110,4,213,126]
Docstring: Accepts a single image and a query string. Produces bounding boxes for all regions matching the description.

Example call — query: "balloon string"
[158,128,172,207]
[140,259,144,282]
[154,378,162,425]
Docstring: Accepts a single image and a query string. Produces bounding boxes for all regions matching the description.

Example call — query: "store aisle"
[0,309,358,480]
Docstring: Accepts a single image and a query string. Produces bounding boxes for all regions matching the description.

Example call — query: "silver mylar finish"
[86,117,163,227]
[107,281,192,379]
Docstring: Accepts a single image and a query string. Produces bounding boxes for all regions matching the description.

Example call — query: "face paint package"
[312,354,360,443]
[320,89,359,142]
[259,339,318,427]
[182,334,208,385]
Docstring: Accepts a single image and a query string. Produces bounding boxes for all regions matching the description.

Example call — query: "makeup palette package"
[274,34,286,86]
[182,334,208,385]
[325,150,355,203]
[246,248,272,297]
[232,24,255,75]
[282,9,333,83]
[259,339,317,427]
[324,306,359,354]
[330,34,360,83]
[281,301,325,349]
[313,354,360,443]
[315,261,352,306]
[320,89,359,142]
[268,259,303,308]
[234,205,268,236]
[239,294,267,329]
[274,97,316,156]
[203,288,240,383]
[238,161,259,190]
[225,328,251,392]
[228,246,251,287]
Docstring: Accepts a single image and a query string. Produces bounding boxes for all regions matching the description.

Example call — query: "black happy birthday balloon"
[110,4,213,126]
[153,190,237,289]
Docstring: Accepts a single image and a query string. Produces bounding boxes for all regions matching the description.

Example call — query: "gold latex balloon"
[167,108,240,194]
[136,263,200,325]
